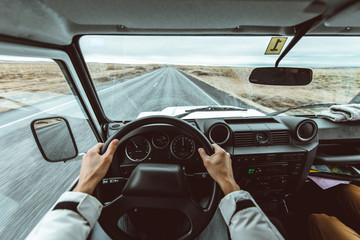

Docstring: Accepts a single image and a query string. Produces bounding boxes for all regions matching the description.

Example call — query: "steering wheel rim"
[96,115,219,240]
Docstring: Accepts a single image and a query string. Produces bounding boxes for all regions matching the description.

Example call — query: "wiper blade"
[269,102,340,116]
[175,106,247,118]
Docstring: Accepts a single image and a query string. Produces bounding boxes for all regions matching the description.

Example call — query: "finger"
[88,142,104,155]
[198,148,209,160]
[103,139,119,158]
[211,143,229,158]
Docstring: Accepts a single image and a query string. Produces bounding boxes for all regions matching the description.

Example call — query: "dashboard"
[113,125,207,179]
[102,116,319,205]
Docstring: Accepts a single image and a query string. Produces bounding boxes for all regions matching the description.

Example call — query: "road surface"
[96,67,252,120]
[0,67,250,239]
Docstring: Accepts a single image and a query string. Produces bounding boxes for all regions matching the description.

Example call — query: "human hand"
[73,139,119,195]
[198,143,240,195]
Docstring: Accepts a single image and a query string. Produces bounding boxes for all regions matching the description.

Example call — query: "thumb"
[198,148,209,161]
[211,143,222,152]
[103,139,119,158]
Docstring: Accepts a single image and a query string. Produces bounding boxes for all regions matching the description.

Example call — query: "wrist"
[218,179,240,195]
[73,181,95,195]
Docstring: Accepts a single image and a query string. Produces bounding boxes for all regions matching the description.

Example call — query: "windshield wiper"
[269,102,340,116]
[175,106,247,118]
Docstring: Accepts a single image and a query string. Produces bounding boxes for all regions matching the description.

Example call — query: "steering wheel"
[95,115,220,240]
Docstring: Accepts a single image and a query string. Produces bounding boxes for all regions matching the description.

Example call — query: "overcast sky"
[1,36,360,67]
[79,36,360,67]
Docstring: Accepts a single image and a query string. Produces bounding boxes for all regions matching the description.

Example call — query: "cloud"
[2,36,358,67]
[0,55,52,62]
[80,36,360,67]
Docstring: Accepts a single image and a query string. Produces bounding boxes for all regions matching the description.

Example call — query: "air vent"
[234,132,254,146]
[296,120,317,142]
[209,124,231,145]
[271,130,290,144]
[226,118,278,124]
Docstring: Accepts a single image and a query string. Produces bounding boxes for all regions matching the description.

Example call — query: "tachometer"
[152,132,169,149]
[170,136,195,160]
[125,136,151,162]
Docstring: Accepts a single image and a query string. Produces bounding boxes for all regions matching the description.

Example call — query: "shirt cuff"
[55,192,103,229]
[218,190,255,225]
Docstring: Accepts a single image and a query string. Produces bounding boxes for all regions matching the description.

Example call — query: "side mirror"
[249,67,312,86]
[31,117,78,162]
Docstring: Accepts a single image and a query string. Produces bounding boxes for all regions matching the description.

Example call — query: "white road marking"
[0,67,218,130]
[0,100,74,129]
[153,81,158,88]
[1,70,164,130]
[174,69,220,105]
[99,68,163,93]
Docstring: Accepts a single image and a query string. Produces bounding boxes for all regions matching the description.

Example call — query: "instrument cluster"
[123,131,196,163]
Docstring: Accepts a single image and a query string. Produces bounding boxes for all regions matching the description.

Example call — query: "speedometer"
[170,136,195,160]
[125,136,151,162]
[152,132,169,149]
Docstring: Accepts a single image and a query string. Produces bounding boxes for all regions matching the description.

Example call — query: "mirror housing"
[249,67,312,86]
[31,117,78,162]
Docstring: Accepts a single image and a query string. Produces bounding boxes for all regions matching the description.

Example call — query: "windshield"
[80,36,360,120]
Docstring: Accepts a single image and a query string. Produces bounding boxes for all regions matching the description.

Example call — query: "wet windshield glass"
[80,36,360,120]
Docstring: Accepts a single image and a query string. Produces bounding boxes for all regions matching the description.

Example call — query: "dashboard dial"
[256,132,269,144]
[152,132,169,149]
[170,136,195,160]
[125,136,151,162]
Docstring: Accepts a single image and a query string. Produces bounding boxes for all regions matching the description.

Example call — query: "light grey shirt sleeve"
[219,190,284,240]
[26,191,103,240]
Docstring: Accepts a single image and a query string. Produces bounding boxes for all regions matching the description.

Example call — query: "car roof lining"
[325,1,360,27]
[0,0,359,46]
[45,0,324,27]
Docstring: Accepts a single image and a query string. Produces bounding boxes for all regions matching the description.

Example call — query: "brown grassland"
[178,65,360,112]
[0,63,160,112]
[1,62,360,114]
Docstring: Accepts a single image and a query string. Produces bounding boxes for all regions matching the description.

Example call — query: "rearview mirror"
[249,67,312,86]
[31,117,78,162]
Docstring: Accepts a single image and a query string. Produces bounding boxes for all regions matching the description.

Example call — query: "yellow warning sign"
[265,37,287,55]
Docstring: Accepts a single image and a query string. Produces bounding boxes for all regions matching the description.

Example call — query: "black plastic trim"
[314,154,360,164]
[0,33,65,50]
[55,60,103,142]
[275,16,323,67]
[66,39,109,140]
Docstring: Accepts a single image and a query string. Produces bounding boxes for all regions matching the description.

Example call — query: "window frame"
[0,37,104,142]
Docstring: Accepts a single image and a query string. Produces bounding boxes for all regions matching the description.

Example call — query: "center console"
[233,151,306,200]
[193,116,319,205]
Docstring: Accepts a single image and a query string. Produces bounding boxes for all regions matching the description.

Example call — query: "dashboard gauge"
[256,132,269,144]
[152,132,169,149]
[125,136,151,162]
[170,136,195,160]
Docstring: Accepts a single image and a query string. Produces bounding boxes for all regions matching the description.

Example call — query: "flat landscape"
[177,65,360,112]
[2,62,360,114]
[0,62,161,113]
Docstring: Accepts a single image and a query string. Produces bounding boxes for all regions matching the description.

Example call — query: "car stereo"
[232,152,306,199]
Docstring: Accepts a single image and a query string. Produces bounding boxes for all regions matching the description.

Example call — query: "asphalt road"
[97,67,220,120]
[97,67,253,120]
[0,67,249,239]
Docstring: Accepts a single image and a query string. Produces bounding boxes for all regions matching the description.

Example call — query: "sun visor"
[43,0,326,28]
[325,2,360,27]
